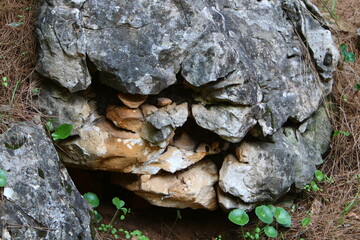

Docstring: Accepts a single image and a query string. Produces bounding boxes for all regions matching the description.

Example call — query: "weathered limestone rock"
[37,0,338,211]
[106,105,144,132]
[59,118,206,175]
[216,186,256,212]
[141,102,189,145]
[37,81,98,135]
[219,105,332,207]
[37,4,90,92]
[192,104,262,143]
[112,160,218,210]
[0,123,92,239]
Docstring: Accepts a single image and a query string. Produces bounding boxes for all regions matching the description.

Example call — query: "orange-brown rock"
[140,104,158,117]
[117,93,147,108]
[106,105,144,132]
[157,97,172,107]
[112,160,219,210]
[59,118,207,175]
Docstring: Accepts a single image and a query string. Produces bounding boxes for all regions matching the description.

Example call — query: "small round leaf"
[228,209,249,226]
[51,124,73,141]
[0,177,7,187]
[264,225,278,238]
[274,207,292,227]
[315,170,324,182]
[83,192,100,208]
[255,205,274,224]
[301,217,311,227]
[0,169,8,178]
[267,205,276,214]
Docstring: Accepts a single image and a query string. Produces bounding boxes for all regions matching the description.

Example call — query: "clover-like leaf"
[112,197,125,209]
[83,192,100,208]
[51,124,73,141]
[311,181,321,191]
[340,44,355,63]
[255,205,274,224]
[264,225,278,238]
[274,207,292,227]
[315,170,324,182]
[228,209,249,226]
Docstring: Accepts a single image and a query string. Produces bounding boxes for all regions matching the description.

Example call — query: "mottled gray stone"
[219,105,332,205]
[0,123,93,240]
[37,82,99,135]
[141,103,189,144]
[37,5,90,92]
[192,104,261,143]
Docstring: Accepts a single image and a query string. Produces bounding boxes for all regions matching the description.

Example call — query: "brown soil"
[1,0,359,240]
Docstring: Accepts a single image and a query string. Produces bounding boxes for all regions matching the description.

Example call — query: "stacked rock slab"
[37,0,338,210]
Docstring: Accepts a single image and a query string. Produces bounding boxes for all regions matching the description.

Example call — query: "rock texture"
[37,0,338,210]
[112,160,218,210]
[219,105,332,205]
[38,0,338,139]
[0,123,93,239]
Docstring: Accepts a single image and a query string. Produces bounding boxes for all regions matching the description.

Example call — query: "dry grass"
[282,1,360,239]
[0,0,40,133]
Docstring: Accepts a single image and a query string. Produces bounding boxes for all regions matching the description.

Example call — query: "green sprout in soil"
[84,192,152,240]
[228,205,291,239]
[340,44,355,63]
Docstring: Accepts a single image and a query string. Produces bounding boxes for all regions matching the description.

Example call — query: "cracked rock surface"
[0,123,92,239]
[37,0,337,210]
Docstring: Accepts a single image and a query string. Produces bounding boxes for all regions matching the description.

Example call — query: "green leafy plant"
[0,169,7,187]
[45,119,57,132]
[301,217,311,227]
[340,44,355,63]
[83,192,150,240]
[83,192,102,222]
[2,77,8,87]
[343,94,347,102]
[333,130,351,137]
[228,205,292,239]
[354,84,360,91]
[214,234,222,240]
[338,192,359,225]
[304,170,334,192]
[321,0,339,24]
[45,119,73,141]
[51,124,73,141]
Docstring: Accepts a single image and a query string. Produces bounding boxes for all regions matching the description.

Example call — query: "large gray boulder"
[0,123,93,239]
[37,0,337,211]
[37,0,338,139]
